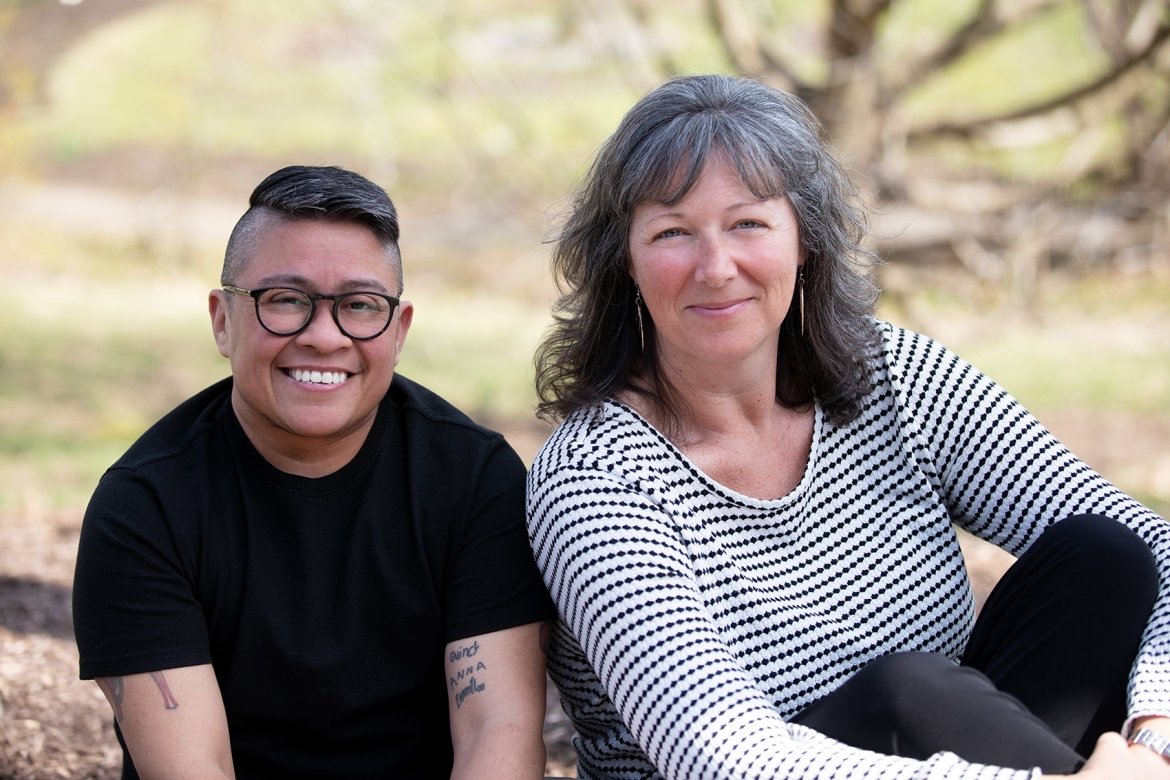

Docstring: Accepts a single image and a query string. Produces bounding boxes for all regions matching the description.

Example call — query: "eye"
[341,293,390,313]
[261,289,311,308]
[653,227,685,240]
[734,219,764,230]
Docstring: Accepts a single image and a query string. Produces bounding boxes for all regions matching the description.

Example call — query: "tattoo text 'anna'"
[448,640,487,709]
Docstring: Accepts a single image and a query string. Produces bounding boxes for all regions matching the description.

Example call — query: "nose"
[294,300,351,350]
[694,234,736,287]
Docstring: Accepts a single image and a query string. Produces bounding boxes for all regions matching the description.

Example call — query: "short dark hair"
[534,74,881,428]
[221,165,403,292]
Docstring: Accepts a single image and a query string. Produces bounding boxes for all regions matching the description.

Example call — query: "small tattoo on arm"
[448,640,487,709]
[97,677,125,722]
[97,672,179,719]
[150,671,179,710]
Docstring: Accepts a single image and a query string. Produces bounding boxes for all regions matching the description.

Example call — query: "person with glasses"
[526,75,1170,779]
[73,165,555,779]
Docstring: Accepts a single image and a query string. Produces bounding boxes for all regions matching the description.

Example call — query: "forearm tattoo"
[96,671,180,722]
[448,640,487,709]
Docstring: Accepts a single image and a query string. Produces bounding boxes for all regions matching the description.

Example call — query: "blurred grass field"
[3,236,1167,516]
[1,0,1167,516]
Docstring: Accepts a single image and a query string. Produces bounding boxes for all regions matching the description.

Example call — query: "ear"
[391,300,414,367]
[209,290,232,358]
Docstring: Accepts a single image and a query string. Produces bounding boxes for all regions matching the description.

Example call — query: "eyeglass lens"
[256,288,395,339]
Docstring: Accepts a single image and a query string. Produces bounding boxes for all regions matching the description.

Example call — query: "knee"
[1046,514,1157,600]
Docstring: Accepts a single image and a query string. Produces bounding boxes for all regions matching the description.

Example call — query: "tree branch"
[891,0,1071,97]
[622,0,684,79]
[890,0,996,95]
[909,21,1170,140]
[703,0,806,89]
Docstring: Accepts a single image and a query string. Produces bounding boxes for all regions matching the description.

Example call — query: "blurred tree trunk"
[0,0,170,183]
[0,0,167,109]
[613,0,1170,310]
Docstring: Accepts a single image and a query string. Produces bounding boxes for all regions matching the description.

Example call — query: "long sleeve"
[527,407,1036,780]
[880,323,1170,728]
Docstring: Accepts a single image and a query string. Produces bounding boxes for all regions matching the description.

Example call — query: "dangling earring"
[634,287,646,353]
[798,267,806,338]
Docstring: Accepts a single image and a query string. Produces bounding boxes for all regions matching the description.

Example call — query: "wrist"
[1128,727,1170,764]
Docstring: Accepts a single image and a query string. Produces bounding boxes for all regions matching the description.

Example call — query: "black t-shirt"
[73,375,554,778]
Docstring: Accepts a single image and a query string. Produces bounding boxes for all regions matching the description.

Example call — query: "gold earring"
[634,287,645,353]
[798,268,805,338]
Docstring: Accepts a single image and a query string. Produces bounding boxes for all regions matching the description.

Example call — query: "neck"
[232,402,375,479]
[254,435,367,478]
[635,349,780,446]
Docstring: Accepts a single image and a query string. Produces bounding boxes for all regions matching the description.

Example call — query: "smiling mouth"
[694,299,747,312]
[287,369,350,385]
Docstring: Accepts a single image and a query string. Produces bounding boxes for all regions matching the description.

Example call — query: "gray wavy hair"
[535,74,881,429]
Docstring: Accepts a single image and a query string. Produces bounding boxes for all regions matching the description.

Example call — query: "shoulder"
[529,400,675,487]
[868,320,969,387]
[873,319,939,362]
[82,380,235,557]
[107,377,234,476]
[387,375,499,435]
[871,320,989,393]
[384,374,523,469]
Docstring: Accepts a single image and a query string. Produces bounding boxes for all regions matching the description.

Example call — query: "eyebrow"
[640,199,769,220]
[252,274,392,293]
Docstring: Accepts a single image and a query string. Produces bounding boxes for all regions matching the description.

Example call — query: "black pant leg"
[791,652,1083,773]
[961,513,1158,756]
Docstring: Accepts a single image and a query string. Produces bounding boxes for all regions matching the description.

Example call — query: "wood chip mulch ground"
[0,506,578,779]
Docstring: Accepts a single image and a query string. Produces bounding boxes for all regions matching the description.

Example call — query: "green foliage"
[396,287,548,421]
[901,3,1106,123]
[2,0,1166,515]
[0,291,220,508]
[883,270,1170,415]
[33,0,639,206]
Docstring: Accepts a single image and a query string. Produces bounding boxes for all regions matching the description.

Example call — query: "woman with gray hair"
[526,74,1170,779]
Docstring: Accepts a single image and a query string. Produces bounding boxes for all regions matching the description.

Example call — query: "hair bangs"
[719,121,791,202]
[620,112,718,209]
[620,111,790,212]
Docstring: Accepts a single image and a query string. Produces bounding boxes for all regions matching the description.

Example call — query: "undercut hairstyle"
[221,165,404,293]
[534,74,881,429]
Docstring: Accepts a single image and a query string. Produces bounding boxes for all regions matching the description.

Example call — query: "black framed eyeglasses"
[222,285,400,340]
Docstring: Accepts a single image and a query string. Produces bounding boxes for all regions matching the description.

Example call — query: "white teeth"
[290,369,348,385]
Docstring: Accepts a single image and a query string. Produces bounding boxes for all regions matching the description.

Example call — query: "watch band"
[1129,727,1170,762]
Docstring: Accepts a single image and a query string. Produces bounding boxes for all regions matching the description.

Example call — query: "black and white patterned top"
[526,321,1170,779]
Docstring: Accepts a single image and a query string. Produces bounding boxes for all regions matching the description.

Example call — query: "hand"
[1054,732,1170,778]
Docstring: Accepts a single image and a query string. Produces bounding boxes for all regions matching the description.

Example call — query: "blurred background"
[1,0,1168,777]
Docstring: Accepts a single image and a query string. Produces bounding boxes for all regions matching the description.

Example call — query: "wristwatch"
[1129,728,1170,762]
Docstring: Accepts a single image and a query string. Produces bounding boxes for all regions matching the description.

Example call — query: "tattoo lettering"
[448,640,480,663]
[150,671,179,710]
[97,677,125,722]
[448,640,487,709]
